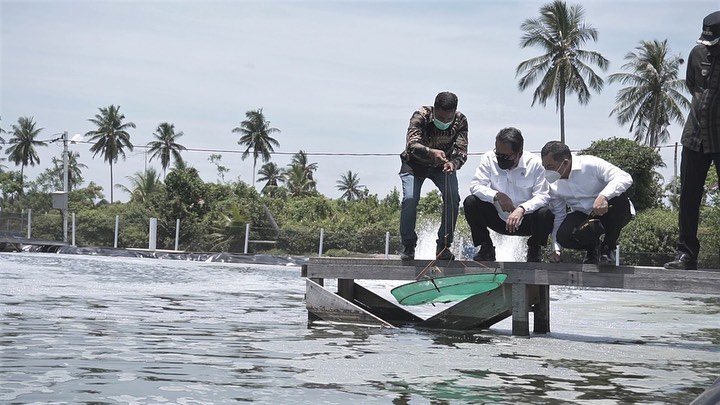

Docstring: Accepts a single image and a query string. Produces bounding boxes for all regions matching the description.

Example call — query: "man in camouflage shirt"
[399,91,468,260]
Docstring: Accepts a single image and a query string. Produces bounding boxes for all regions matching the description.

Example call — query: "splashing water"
[416,220,528,261]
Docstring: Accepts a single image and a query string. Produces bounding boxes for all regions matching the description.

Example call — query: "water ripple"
[1,252,718,404]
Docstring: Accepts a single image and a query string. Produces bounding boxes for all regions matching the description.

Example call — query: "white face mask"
[544,160,566,183]
[433,117,452,131]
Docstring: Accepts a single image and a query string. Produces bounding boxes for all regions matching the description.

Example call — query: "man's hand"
[505,207,524,233]
[494,192,514,212]
[592,195,609,216]
[547,250,562,263]
[428,148,447,165]
[443,161,455,173]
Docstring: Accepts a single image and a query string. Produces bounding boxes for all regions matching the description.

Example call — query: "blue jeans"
[399,169,459,249]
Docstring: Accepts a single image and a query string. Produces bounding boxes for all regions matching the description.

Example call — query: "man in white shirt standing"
[540,141,634,265]
[464,127,554,262]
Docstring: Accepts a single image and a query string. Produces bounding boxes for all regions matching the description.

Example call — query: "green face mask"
[433,118,452,131]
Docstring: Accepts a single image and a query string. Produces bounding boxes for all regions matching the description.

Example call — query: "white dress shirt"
[469,150,550,221]
[548,154,633,251]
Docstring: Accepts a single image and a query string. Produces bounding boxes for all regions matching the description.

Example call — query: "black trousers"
[556,193,632,251]
[463,195,554,248]
[677,147,720,259]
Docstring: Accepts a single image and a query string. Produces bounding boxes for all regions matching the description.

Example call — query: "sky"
[1,0,718,202]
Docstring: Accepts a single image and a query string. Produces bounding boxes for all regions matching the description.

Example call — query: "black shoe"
[526,245,542,262]
[583,245,599,265]
[400,245,415,261]
[664,253,697,270]
[598,245,616,266]
[473,243,496,261]
[436,246,455,261]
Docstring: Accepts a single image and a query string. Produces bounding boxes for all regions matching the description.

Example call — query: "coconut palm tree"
[86,105,136,203]
[172,156,189,171]
[608,39,690,147]
[336,170,365,201]
[284,163,316,197]
[0,116,6,154]
[147,122,187,178]
[43,151,87,192]
[0,118,6,171]
[115,167,162,203]
[257,162,285,195]
[516,0,609,143]
[291,150,318,181]
[6,116,47,189]
[232,108,280,185]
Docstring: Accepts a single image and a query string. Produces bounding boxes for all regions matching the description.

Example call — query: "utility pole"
[62,131,69,242]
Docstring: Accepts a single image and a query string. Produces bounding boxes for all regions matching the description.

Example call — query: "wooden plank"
[418,284,512,330]
[305,279,394,327]
[352,283,424,326]
[302,259,720,295]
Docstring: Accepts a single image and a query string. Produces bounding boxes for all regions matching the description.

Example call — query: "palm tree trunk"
[252,159,257,187]
[110,161,114,204]
[20,165,25,194]
[559,91,566,144]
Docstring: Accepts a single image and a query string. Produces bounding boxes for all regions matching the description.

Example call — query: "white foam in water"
[416,220,528,261]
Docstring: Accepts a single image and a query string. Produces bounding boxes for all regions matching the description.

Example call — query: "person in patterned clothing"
[665,11,720,270]
[399,91,468,261]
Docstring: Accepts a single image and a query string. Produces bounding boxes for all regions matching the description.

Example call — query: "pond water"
[1,252,718,404]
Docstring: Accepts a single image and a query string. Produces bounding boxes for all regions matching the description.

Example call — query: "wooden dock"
[301,258,720,336]
[0,232,69,252]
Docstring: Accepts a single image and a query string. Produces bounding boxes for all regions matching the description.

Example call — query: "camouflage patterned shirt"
[399,106,468,176]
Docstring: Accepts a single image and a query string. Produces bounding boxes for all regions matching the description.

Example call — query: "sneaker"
[473,243,496,261]
[436,246,455,261]
[583,245,599,265]
[400,245,415,261]
[663,253,697,270]
[526,245,543,263]
[598,245,616,266]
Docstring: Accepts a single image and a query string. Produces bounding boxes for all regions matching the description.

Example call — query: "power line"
[65,140,681,158]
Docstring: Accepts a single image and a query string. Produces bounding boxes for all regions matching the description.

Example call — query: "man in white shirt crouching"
[463,127,554,262]
[540,141,634,265]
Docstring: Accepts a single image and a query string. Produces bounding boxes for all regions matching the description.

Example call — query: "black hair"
[541,140,572,161]
[496,127,524,153]
[434,91,458,111]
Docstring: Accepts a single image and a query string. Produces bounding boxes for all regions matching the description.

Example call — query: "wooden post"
[338,279,354,300]
[512,283,530,336]
[533,285,550,334]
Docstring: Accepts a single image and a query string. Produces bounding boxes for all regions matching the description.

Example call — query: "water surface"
[1,253,718,404]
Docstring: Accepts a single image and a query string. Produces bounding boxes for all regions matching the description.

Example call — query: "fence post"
[616,244,620,266]
[318,228,324,257]
[26,209,32,239]
[72,212,76,246]
[149,217,157,251]
[175,218,180,251]
[244,223,250,254]
[385,231,390,259]
[114,215,119,248]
